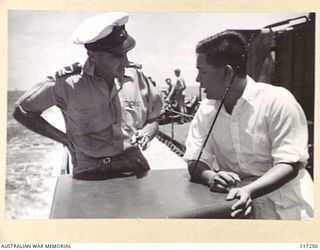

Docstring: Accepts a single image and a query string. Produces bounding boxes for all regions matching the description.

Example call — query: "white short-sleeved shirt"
[15,60,163,158]
[184,76,313,219]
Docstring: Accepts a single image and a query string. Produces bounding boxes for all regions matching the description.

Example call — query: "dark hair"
[196,31,247,77]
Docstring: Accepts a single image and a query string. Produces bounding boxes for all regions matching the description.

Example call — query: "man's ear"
[224,64,235,78]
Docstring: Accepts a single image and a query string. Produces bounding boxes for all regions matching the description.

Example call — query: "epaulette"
[55,62,82,78]
[127,62,142,69]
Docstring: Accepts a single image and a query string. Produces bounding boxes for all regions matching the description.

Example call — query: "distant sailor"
[13,12,163,180]
[166,68,187,123]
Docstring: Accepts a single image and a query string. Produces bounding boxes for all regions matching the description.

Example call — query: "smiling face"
[91,50,129,81]
[196,53,228,100]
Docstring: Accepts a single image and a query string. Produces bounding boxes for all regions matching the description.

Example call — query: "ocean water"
[6,91,64,219]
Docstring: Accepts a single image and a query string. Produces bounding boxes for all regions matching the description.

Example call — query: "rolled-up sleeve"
[133,69,162,121]
[269,88,309,166]
[183,102,215,169]
[145,79,163,121]
[15,76,66,114]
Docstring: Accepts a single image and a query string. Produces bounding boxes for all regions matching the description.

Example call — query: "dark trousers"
[72,147,150,181]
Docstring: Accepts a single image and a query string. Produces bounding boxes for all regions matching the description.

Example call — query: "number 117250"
[300,244,319,248]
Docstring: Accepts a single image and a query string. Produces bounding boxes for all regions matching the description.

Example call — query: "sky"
[8,11,309,91]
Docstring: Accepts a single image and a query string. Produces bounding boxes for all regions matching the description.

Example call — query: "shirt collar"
[82,57,132,84]
[82,58,129,99]
[204,76,258,108]
[83,58,95,76]
[238,75,258,106]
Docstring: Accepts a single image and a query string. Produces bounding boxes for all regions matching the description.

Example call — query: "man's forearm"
[242,162,299,199]
[181,79,186,90]
[166,84,176,101]
[141,120,159,140]
[13,107,68,146]
[188,160,216,185]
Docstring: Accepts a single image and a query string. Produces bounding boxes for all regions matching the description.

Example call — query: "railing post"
[171,116,175,140]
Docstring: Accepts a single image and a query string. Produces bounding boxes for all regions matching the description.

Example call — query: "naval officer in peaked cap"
[72,12,136,53]
[13,12,163,180]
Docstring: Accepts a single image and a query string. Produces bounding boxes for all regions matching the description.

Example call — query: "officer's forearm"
[13,107,68,146]
[141,120,159,140]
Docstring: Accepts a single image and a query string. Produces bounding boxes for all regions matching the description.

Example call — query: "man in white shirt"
[183,31,313,220]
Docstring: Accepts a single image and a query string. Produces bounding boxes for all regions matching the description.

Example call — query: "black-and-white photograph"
[7,11,315,221]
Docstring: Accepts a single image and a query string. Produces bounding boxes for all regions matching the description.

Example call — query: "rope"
[157,135,185,157]
[164,108,195,119]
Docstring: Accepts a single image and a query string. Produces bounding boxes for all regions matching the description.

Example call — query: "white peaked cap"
[72,12,130,44]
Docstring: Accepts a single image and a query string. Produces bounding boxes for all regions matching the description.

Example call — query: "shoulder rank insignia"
[127,62,142,69]
[55,62,82,77]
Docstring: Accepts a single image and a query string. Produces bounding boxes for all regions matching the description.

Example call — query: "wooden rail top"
[50,168,249,219]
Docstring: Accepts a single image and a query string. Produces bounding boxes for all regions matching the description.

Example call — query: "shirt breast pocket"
[68,103,115,135]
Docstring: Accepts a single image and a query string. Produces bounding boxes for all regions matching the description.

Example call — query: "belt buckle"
[102,157,111,164]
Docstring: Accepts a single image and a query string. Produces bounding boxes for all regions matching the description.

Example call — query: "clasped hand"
[209,171,252,218]
[209,171,241,193]
[130,130,151,151]
[226,187,252,218]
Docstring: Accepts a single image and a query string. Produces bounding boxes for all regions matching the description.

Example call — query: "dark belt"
[73,147,150,180]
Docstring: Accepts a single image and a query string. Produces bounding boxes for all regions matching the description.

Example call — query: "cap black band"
[85,25,129,52]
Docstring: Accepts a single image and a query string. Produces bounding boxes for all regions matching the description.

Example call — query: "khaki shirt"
[15,59,163,158]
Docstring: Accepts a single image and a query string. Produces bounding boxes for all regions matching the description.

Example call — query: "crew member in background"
[166,69,187,123]
[163,78,172,99]
[13,12,163,181]
[147,76,157,87]
[184,31,313,220]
